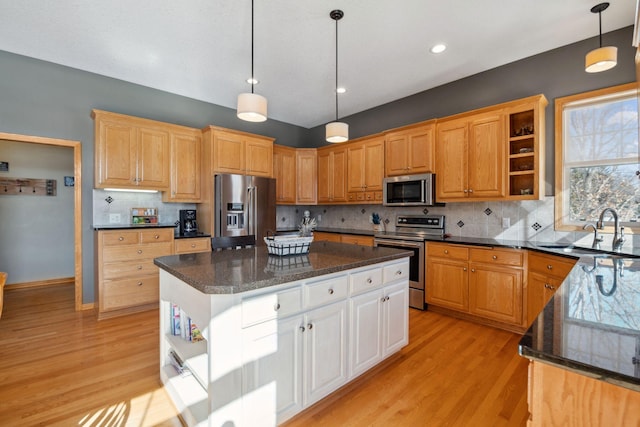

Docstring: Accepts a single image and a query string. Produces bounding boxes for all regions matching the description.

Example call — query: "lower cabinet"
[159,259,409,426]
[313,231,374,247]
[526,252,576,325]
[174,237,211,254]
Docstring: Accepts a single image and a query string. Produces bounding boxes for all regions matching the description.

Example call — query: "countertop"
[93,224,210,239]
[154,241,411,295]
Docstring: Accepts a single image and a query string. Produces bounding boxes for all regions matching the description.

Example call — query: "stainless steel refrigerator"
[214,174,276,246]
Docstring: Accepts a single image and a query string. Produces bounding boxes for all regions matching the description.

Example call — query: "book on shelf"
[171,303,181,336]
[168,350,192,377]
[170,303,204,343]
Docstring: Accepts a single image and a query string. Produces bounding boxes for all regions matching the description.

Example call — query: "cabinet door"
[242,315,304,426]
[363,137,384,192]
[296,149,317,204]
[385,133,410,176]
[382,281,409,356]
[304,301,348,406]
[246,136,273,177]
[527,272,562,325]
[468,112,505,198]
[331,147,348,202]
[274,145,296,204]
[317,148,332,203]
[96,119,137,187]
[436,119,468,199]
[469,263,522,325]
[165,130,201,202]
[385,125,435,177]
[213,131,245,174]
[426,257,468,311]
[347,143,366,192]
[136,127,170,189]
[350,290,383,378]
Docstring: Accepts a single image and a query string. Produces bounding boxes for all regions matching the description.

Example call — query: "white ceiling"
[0,1,635,128]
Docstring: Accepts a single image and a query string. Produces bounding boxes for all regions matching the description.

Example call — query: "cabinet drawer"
[102,231,140,246]
[241,286,302,327]
[102,276,159,311]
[350,267,383,295]
[103,259,158,280]
[470,248,524,267]
[103,242,173,262]
[175,238,211,254]
[140,228,174,243]
[305,275,348,309]
[427,243,469,261]
[529,253,576,279]
[383,260,410,284]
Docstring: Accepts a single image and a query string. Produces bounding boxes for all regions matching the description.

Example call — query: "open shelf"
[507,104,542,198]
[165,333,208,390]
[160,365,209,426]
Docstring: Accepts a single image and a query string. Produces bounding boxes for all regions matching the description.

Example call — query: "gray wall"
[0,26,635,304]
[0,141,75,284]
[307,26,636,195]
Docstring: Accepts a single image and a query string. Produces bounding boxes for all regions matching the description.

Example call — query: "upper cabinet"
[273,144,297,204]
[206,127,274,177]
[163,128,202,203]
[93,110,171,191]
[296,149,317,205]
[347,135,385,203]
[436,110,506,201]
[505,95,547,199]
[385,120,436,177]
[317,145,348,204]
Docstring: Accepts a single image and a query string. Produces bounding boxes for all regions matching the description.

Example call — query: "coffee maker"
[179,209,198,235]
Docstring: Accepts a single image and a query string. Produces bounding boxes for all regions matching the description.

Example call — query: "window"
[555,82,639,232]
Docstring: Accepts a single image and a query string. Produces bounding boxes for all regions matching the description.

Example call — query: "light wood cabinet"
[526,251,576,325]
[527,361,640,426]
[206,127,274,177]
[435,111,506,201]
[296,149,317,205]
[317,145,348,203]
[313,232,342,243]
[273,145,297,204]
[340,234,374,247]
[426,242,525,330]
[93,110,171,191]
[385,120,436,176]
[95,228,174,319]
[505,95,547,199]
[174,237,211,254]
[163,128,202,202]
[347,135,385,203]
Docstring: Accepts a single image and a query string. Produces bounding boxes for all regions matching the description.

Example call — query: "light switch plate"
[502,217,510,229]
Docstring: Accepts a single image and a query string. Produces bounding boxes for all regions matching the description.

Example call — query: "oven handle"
[374,239,424,249]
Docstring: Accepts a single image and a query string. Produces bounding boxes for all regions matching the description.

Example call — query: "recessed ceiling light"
[246,77,259,85]
[336,87,346,94]
[430,44,447,54]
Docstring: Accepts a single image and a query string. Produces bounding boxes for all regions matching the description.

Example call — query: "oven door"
[373,238,425,310]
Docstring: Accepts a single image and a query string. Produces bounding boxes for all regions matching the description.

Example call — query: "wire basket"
[263,235,313,256]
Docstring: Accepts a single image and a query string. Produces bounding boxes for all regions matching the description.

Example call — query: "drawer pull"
[307,323,313,330]
[137,249,143,254]
[274,303,281,311]
[547,264,553,270]
[544,283,556,290]
[328,288,334,295]
[492,255,497,260]
[137,265,143,270]
[396,270,402,276]
[299,326,305,332]
[137,282,143,286]
[154,234,160,239]
[118,236,124,241]
[191,244,196,248]
[367,278,373,284]
[471,268,475,273]
[444,250,449,254]
[381,297,386,302]
[463,267,467,272]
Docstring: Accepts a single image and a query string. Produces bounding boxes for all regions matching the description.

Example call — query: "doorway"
[0,132,83,310]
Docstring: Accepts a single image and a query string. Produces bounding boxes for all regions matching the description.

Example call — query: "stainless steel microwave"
[383,173,436,206]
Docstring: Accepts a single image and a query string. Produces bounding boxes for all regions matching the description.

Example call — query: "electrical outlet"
[109,213,121,223]
[317,214,322,222]
[502,217,510,229]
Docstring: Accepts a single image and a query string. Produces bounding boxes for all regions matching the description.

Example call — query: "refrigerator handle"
[247,186,256,235]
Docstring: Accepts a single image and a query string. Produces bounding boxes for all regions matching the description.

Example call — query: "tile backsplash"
[277,197,638,251]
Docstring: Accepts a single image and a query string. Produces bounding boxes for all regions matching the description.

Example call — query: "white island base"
[159,257,410,426]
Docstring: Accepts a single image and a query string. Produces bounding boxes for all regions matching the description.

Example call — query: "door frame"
[0,132,84,310]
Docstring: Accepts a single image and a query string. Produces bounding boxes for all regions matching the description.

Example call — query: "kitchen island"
[154,241,411,426]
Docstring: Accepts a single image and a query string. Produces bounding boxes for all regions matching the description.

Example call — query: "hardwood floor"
[0,284,529,426]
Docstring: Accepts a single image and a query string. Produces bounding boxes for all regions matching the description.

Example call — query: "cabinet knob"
[444,250,449,254]
[118,236,124,241]
[367,278,373,284]
[328,288,334,295]
[385,296,390,301]
[381,297,386,303]
[468,189,474,193]
[544,283,555,290]
[463,189,468,193]
[471,268,475,273]
[274,303,281,311]
[137,249,143,254]
[492,255,497,260]
[191,244,196,248]
[154,235,160,239]
[299,326,305,332]
[547,264,553,270]
[307,323,313,330]
[137,265,143,270]
[396,270,402,276]
[463,267,467,272]
[137,282,143,286]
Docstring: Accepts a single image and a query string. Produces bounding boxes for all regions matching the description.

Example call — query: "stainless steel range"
[374,215,445,310]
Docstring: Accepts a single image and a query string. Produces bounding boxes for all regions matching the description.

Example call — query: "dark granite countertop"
[94,223,177,230]
[154,241,411,295]
[519,254,640,392]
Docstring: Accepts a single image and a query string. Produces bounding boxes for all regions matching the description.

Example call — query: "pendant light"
[237,0,267,122]
[326,9,348,143]
[585,2,617,73]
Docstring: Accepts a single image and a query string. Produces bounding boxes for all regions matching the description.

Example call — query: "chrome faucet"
[596,208,625,252]
[582,223,603,249]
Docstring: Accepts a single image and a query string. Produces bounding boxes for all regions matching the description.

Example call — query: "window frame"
[554,82,639,233]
